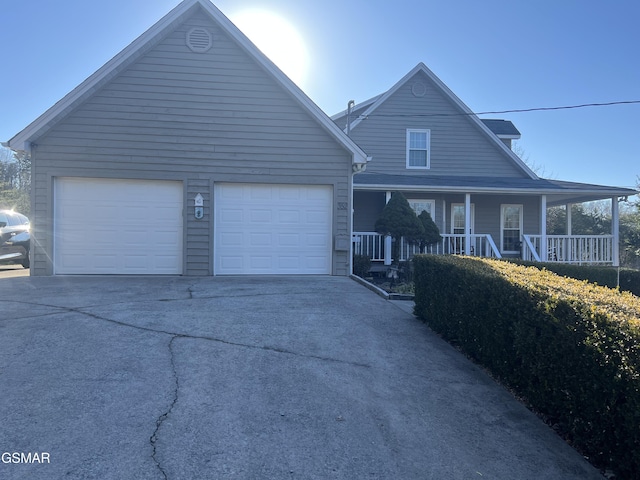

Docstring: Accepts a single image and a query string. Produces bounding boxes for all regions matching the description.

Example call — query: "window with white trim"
[408,199,435,218]
[501,204,523,253]
[406,129,430,169]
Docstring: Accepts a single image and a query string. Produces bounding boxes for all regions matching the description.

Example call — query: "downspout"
[346,100,355,136]
[349,156,369,274]
[347,99,367,274]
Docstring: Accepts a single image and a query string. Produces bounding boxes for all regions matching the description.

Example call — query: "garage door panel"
[215,183,332,275]
[54,178,183,275]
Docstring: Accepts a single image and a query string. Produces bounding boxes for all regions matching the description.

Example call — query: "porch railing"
[353,232,502,263]
[522,234,614,265]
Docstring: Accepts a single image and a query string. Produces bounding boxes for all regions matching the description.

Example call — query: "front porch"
[353,185,626,268]
[353,231,617,266]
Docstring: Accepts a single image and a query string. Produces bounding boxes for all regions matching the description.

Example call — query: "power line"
[476,100,640,115]
[356,100,640,118]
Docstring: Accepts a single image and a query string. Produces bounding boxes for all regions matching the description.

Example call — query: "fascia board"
[9,0,198,151]
[413,63,537,180]
[347,62,537,178]
[8,0,368,164]
[346,64,424,132]
[195,1,368,164]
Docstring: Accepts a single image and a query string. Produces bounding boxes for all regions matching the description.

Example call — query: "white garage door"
[54,177,183,274]
[215,183,332,275]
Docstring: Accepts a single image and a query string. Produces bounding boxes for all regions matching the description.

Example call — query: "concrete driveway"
[0,276,602,479]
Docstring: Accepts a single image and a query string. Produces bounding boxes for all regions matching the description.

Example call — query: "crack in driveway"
[1,299,371,369]
[150,335,180,480]
[2,293,372,479]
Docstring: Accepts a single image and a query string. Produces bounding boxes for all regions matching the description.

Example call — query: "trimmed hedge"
[508,260,640,297]
[414,255,640,479]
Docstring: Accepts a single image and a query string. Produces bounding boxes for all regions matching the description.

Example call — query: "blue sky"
[1,0,638,191]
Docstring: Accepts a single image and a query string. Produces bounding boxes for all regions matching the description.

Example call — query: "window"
[501,204,523,253]
[406,129,430,169]
[408,199,435,218]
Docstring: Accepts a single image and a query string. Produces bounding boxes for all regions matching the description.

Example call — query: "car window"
[16,213,29,225]
[7,213,20,226]
[0,213,7,226]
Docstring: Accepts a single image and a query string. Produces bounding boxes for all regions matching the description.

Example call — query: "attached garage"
[54,178,183,274]
[215,183,332,275]
[8,0,368,276]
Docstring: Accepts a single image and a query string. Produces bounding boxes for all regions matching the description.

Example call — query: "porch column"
[541,195,548,261]
[612,196,620,267]
[465,193,472,255]
[384,191,392,265]
[566,203,573,235]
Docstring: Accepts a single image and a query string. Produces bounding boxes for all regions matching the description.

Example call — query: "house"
[332,63,637,267]
[7,0,368,276]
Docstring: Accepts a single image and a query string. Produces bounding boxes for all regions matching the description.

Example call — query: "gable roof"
[338,63,535,177]
[8,0,368,165]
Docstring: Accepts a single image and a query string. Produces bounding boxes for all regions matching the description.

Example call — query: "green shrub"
[620,268,640,296]
[414,254,640,479]
[508,260,640,297]
[352,254,371,277]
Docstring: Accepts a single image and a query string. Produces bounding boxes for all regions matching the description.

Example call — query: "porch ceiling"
[354,173,637,206]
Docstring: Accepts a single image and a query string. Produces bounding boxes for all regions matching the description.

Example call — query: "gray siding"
[348,71,525,178]
[353,192,385,231]
[30,9,353,275]
[470,195,541,250]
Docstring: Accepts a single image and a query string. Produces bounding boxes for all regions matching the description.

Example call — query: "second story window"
[406,129,430,169]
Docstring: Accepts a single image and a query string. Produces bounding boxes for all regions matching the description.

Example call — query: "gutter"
[353,183,635,197]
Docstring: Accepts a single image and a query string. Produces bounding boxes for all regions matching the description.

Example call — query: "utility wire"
[355,100,640,118]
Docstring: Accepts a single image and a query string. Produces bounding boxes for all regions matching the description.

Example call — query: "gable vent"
[412,82,426,97]
[186,27,212,53]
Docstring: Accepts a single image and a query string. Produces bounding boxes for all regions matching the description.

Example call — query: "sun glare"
[231,9,310,88]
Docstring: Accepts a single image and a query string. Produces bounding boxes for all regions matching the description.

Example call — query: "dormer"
[481,119,521,149]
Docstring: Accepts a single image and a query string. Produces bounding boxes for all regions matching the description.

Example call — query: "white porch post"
[541,195,548,262]
[566,203,573,235]
[442,200,446,234]
[384,191,392,265]
[465,193,471,255]
[612,196,620,267]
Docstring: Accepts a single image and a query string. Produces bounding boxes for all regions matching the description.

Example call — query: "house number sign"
[194,193,204,220]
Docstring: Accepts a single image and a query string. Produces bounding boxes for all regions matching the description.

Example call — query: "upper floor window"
[406,129,430,169]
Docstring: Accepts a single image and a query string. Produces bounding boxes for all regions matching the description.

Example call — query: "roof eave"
[354,183,636,198]
[8,0,199,151]
[346,62,537,179]
[8,0,368,164]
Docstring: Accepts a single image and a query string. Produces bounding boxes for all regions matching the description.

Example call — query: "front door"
[451,204,475,254]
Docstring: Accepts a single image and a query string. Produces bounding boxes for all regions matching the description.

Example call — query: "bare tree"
[512,141,555,178]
